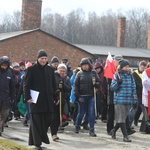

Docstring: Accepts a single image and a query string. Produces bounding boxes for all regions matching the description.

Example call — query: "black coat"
[105,78,114,105]
[55,72,71,104]
[74,70,100,97]
[23,62,57,113]
[132,70,142,103]
[0,58,15,108]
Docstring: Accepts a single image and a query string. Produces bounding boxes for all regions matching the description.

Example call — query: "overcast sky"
[0,0,150,17]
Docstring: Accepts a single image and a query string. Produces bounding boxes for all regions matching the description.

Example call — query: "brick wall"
[0,30,93,69]
[21,0,42,30]
[117,17,126,48]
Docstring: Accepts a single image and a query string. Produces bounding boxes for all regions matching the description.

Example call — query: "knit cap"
[37,49,48,58]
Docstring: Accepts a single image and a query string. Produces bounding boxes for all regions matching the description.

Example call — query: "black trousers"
[107,104,114,133]
[50,103,65,136]
[134,104,142,122]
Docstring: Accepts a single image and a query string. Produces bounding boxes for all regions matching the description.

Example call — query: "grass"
[0,139,34,150]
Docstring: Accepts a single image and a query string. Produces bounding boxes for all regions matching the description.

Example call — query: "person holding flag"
[104,53,123,135]
[110,59,137,142]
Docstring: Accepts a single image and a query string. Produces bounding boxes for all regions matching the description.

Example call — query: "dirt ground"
[0,118,150,150]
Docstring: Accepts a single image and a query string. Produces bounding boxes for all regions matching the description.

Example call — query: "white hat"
[57,63,67,69]
[12,62,19,68]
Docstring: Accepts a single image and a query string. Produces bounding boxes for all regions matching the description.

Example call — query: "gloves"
[78,98,84,105]
[58,79,64,91]
[117,79,123,85]
[93,83,97,88]
[55,89,60,96]
[132,103,137,109]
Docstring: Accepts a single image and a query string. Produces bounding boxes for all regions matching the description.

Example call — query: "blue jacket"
[110,70,137,105]
[70,74,75,103]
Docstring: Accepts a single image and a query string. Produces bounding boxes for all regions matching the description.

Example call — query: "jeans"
[76,96,95,129]
[126,103,145,130]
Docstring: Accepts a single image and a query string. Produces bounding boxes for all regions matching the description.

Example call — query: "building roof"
[1,29,150,59]
[74,44,150,58]
[0,29,93,56]
[0,29,38,41]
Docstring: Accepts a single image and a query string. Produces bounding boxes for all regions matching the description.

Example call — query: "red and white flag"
[104,52,116,79]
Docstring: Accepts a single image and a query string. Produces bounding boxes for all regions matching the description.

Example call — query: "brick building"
[0,0,150,69]
[0,0,93,68]
[0,29,93,68]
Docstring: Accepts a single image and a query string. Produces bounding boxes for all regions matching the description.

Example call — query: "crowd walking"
[0,51,150,150]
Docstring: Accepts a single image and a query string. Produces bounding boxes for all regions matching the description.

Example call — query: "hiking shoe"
[83,125,89,130]
[23,120,29,127]
[127,129,136,135]
[4,123,8,127]
[75,126,80,133]
[89,129,97,137]
[35,145,42,150]
[52,135,59,141]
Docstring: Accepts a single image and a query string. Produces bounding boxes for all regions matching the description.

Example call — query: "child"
[110,59,137,142]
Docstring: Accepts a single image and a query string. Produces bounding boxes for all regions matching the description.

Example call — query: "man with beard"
[24,49,57,150]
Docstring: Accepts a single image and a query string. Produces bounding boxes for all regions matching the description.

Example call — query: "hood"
[94,62,103,70]
[80,58,91,66]
[0,56,10,67]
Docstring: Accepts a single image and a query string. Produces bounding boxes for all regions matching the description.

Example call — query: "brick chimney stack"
[117,17,126,48]
[21,0,42,31]
[147,21,150,49]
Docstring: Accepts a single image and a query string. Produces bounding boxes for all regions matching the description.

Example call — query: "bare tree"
[0,11,21,33]
[125,8,150,48]
[65,9,85,43]
[1,7,150,50]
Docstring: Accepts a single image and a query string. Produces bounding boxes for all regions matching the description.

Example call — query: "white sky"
[0,0,150,17]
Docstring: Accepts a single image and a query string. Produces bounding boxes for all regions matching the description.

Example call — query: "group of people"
[0,49,150,150]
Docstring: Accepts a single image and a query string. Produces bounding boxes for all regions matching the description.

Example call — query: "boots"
[75,126,80,133]
[120,123,131,142]
[83,124,89,130]
[89,128,97,137]
[111,123,120,139]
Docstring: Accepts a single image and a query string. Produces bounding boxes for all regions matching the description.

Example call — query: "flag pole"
[59,80,63,126]
[92,77,97,117]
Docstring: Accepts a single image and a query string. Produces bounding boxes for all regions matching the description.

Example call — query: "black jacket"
[74,70,100,97]
[106,78,114,105]
[23,62,57,113]
[55,72,71,104]
[0,58,15,108]
[132,70,142,104]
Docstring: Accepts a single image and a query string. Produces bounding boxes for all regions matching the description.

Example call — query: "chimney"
[117,17,126,48]
[21,0,42,31]
[147,21,150,49]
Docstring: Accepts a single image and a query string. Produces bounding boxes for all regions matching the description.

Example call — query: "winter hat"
[61,58,68,63]
[57,63,67,69]
[12,62,20,68]
[94,62,102,69]
[37,49,48,58]
[0,56,10,66]
[113,55,123,61]
[19,61,25,66]
[25,62,32,69]
[80,58,91,66]
[119,59,129,69]
[51,56,59,64]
